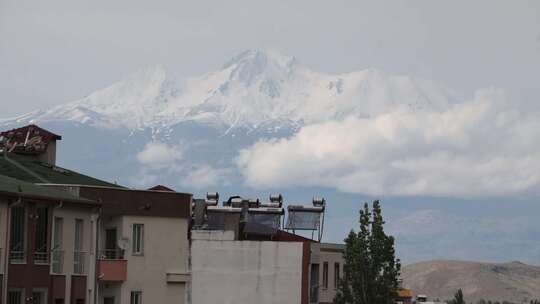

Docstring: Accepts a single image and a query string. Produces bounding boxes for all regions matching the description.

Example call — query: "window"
[130,291,142,304]
[34,205,49,264]
[74,219,84,274]
[309,264,319,303]
[103,297,114,304]
[9,206,25,262]
[32,289,47,304]
[322,262,329,289]
[52,217,63,273]
[132,224,144,255]
[334,262,340,289]
[8,289,23,304]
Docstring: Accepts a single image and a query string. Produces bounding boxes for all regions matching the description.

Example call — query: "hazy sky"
[2,1,540,263]
[1,0,539,117]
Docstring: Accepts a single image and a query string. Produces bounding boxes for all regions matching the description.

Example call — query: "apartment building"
[0,174,100,304]
[189,193,342,304]
[309,243,345,304]
[1,125,192,304]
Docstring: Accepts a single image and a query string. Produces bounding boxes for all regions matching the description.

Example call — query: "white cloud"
[181,165,230,189]
[237,89,540,197]
[136,141,183,170]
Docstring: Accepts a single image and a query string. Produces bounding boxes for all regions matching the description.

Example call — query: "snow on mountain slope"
[2,50,456,130]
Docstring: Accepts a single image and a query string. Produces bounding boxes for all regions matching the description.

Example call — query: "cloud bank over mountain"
[238,88,540,197]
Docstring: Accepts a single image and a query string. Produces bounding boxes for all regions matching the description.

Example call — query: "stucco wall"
[191,236,304,304]
[120,216,189,304]
[311,243,345,304]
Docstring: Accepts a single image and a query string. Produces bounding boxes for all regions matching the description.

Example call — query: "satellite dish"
[117,237,130,250]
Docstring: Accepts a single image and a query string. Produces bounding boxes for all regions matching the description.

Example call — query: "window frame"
[334,262,340,289]
[8,288,25,304]
[132,224,144,256]
[130,291,142,304]
[9,206,27,264]
[322,261,329,289]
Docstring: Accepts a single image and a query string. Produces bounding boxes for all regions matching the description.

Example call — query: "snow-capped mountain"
[3,50,455,131]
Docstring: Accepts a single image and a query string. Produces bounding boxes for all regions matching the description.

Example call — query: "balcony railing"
[9,250,25,263]
[98,249,125,260]
[34,251,49,264]
[51,249,64,274]
[74,251,87,274]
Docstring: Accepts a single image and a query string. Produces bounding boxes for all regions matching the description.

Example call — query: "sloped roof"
[0,153,123,188]
[0,174,96,204]
[148,185,175,192]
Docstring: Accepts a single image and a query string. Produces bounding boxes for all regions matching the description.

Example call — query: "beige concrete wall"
[117,216,189,304]
[191,236,304,304]
[53,205,99,303]
[311,243,344,304]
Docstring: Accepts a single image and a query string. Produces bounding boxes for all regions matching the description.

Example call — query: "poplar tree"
[334,200,401,304]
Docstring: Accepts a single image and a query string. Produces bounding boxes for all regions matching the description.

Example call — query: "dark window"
[74,219,85,274]
[75,299,85,304]
[32,291,46,304]
[54,299,65,304]
[323,262,328,289]
[130,291,142,304]
[334,262,340,289]
[34,205,49,264]
[104,228,121,259]
[309,264,319,303]
[9,207,25,262]
[103,297,115,304]
[52,217,64,273]
[8,290,22,304]
[132,224,144,255]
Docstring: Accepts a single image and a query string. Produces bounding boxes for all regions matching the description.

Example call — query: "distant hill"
[401,260,540,303]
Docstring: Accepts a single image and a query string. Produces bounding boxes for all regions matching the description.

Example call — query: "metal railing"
[34,244,49,264]
[9,250,25,263]
[74,251,87,274]
[98,249,125,260]
[34,251,49,264]
[51,249,64,274]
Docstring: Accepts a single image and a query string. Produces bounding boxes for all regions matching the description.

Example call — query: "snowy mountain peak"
[223,49,298,71]
[1,50,456,131]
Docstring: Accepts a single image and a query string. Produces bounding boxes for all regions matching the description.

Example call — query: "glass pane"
[286,211,321,230]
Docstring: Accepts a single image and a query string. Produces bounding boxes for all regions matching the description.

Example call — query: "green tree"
[447,289,465,304]
[334,200,401,304]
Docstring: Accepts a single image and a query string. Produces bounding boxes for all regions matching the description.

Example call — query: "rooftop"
[0,173,96,204]
[0,152,123,188]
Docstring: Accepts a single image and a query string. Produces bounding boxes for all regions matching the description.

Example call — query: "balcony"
[34,251,49,264]
[74,251,87,274]
[9,250,25,263]
[98,249,127,282]
[51,250,64,274]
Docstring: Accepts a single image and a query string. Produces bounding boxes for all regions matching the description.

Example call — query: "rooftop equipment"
[285,197,326,242]
[206,192,219,206]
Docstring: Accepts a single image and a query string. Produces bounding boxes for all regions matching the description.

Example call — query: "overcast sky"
[1,0,539,117]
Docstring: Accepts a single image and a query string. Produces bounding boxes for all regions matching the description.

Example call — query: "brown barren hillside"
[401,260,540,303]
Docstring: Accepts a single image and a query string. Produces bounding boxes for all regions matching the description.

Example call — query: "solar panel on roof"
[286,210,322,230]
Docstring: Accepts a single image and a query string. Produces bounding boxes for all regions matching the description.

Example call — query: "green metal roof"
[0,174,95,203]
[0,153,124,188]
